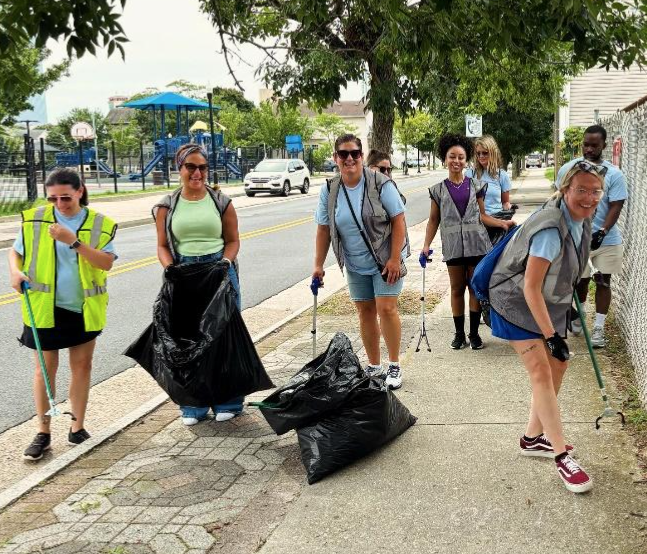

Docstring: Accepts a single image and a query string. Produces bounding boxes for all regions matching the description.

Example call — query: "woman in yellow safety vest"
[8,168,118,461]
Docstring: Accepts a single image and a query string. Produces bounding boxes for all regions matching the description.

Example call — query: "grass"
[0,198,47,217]
[544,167,555,182]
[317,288,442,317]
[75,500,101,514]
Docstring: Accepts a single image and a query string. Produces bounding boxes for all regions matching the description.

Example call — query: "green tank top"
[172,194,224,256]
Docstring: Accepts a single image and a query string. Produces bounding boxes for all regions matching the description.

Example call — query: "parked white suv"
[244,159,310,197]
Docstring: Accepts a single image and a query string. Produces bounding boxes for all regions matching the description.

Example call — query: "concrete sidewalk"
[0,173,645,553]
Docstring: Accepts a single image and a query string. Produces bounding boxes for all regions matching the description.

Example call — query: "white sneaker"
[365,364,384,378]
[182,417,200,426]
[591,326,606,348]
[385,364,402,390]
[570,317,582,336]
[215,412,237,422]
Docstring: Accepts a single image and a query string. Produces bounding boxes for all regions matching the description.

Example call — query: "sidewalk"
[0,173,645,553]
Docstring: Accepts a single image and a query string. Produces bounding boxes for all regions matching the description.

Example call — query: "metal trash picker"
[416,250,433,352]
[310,276,322,359]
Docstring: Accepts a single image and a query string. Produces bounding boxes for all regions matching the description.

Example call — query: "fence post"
[78,140,85,181]
[111,140,118,193]
[224,144,229,184]
[140,141,146,191]
[25,136,37,202]
[39,138,46,189]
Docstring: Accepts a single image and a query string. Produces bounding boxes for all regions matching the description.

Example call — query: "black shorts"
[19,307,101,351]
[446,255,485,268]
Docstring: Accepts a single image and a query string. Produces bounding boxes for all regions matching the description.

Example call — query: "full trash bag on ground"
[297,377,417,484]
[124,261,273,406]
[259,333,368,435]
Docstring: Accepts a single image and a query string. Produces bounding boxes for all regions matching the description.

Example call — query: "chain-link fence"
[601,105,647,408]
[0,136,38,215]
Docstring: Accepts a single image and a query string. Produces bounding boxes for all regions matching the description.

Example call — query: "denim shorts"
[346,269,404,302]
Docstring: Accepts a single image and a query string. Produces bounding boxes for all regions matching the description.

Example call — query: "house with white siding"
[559,66,647,138]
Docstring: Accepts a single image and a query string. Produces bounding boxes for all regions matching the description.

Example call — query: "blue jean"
[176,251,244,417]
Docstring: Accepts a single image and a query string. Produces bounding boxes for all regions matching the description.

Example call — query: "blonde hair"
[552,165,605,199]
[473,135,503,179]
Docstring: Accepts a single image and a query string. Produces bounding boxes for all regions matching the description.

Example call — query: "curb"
[0,279,345,512]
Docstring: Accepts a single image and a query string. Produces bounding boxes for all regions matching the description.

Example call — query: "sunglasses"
[336,149,362,160]
[184,163,209,173]
[47,195,74,204]
[378,166,392,175]
[476,150,489,157]
[576,160,608,177]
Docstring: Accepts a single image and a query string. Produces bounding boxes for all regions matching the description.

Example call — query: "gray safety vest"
[429,178,491,260]
[152,187,236,270]
[489,197,591,336]
[326,168,410,275]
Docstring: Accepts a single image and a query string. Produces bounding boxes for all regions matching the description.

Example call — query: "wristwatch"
[222,257,232,267]
[69,240,82,250]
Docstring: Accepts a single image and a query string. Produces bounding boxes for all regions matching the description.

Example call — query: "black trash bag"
[297,378,417,484]
[259,333,366,435]
[124,261,274,406]
[486,208,517,245]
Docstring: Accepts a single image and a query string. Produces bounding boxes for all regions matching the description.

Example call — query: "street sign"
[465,115,482,137]
[71,121,95,141]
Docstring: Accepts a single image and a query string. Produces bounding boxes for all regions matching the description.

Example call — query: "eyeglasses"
[47,195,74,204]
[573,187,604,199]
[183,163,209,173]
[576,160,608,177]
[475,151,489,158]
[377,166,392,175]
[336,149,362,160]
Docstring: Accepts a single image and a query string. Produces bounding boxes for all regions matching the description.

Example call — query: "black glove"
[590,229,606,251]
[545,332,570,362]
[163,263,178,281]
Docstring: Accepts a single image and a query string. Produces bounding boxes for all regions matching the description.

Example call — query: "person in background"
[554,125,627,348]
[313,134,409,389]
[9,168,117,460]
[366,149,393,178]
[421,134,514,350]
[153,143,242,425]
[489,162,605,493]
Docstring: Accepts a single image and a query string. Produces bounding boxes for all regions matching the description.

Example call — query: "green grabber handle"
[21,281,60,416]
[246,401,279,409]
[573,292,625,429]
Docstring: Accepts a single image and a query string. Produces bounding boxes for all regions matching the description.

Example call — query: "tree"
[44,109,110,150]
[108,118,142,158]
[200,0,647,153]
[212,87,255,112]
[251,102,312,149]
[312,143,333,171]
[313,113,358,149]
[394,112,430,172]
[563,126,585,159]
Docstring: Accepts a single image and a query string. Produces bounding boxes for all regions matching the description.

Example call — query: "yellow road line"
[0,291,18,301]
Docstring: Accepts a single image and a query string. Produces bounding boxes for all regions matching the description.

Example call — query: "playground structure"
[54,148,121,178]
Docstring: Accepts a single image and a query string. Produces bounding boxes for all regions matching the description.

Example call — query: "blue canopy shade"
[122,92,215,111]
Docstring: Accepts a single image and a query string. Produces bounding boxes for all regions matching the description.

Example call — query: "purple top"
[444,177,485,217]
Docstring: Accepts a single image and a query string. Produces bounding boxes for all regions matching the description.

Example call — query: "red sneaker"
[555,454,593,493]
[520,434,574,458]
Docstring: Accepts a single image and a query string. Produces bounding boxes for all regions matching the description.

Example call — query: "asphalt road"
[0,171,444,432]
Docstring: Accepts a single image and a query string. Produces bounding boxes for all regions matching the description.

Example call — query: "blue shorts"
[346,269,404,301]
[490,307,542,341]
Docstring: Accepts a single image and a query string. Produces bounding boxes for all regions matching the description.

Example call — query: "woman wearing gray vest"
[313,134,408,390]
[421,134,514,350]
[488,162,605,493]
[153,144,243,426]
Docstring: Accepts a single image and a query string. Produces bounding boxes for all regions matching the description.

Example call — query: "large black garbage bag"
[124,261,273,406]
[297,378,417,484]
[259,333,366,435]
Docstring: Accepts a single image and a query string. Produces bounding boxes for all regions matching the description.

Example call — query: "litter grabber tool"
[21,282,76,421]
[573,293,625,429]
[310,277,322,359]
[416,250,433,352]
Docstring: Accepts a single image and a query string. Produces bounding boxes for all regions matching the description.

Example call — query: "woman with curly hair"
[421,134,514,350]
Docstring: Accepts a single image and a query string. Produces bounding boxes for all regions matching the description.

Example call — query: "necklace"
[447,177,464,188]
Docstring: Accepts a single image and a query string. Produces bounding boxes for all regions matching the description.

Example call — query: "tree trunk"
[367,58,396,154]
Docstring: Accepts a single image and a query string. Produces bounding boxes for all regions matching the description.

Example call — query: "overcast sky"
[43,0,362,123]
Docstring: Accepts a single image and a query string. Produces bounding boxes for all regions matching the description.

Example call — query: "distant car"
[405,159,426,168]
[244,158,310,197]
[321,159,338,172]
[525,154,543,169]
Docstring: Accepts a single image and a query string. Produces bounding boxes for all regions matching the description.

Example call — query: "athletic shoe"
[591,326,606,348]
[451,333,468,350]
[68,428,91,446]
[23,433,51,461]
[520,434,574,458]
[385,364,402,390]
[182,417,201,426]
[570,317,582,336]
[215,412,238,422]
[555,454,593,493]
[468,334,484,350]
[364,364,385,378]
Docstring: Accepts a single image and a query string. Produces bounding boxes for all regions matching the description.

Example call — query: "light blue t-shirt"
[465,168,512,215]
[554,157,627,246]
[529,202,583,262]
[13,208,117,313]
[315,176,406,275]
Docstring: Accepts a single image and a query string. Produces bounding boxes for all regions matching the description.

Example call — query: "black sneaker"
[68,428,91,446]
[469,334,484,350]
[23,433,51,461]
[451,333,468,350]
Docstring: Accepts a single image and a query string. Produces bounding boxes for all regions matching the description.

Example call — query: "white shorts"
[581,244,624,278]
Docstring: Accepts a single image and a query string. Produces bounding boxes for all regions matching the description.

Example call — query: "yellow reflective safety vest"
[20,205,117,331]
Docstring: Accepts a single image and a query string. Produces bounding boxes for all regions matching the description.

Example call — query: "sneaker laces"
[562,455,581,474]
[387,365,400,378]
[31,433,49,446]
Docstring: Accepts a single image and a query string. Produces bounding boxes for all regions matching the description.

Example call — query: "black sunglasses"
[576,160,608,177]
[184,163,209,173]
[336,149,362,160]
[378,166,392,175]
[47,195,74,204]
